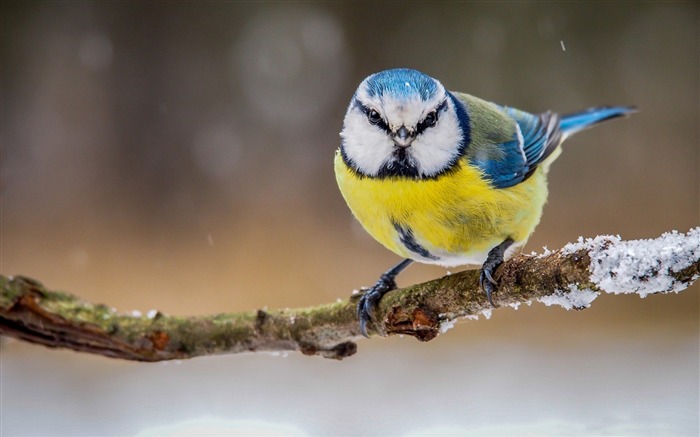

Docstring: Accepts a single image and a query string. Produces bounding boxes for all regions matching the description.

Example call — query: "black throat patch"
[377,148,420,178]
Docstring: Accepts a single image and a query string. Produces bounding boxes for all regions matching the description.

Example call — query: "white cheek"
[340,110,394,176]
[411,112,464,176]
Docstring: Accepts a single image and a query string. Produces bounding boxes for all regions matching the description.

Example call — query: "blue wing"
[472,105,635,189]
[472,108,562,189]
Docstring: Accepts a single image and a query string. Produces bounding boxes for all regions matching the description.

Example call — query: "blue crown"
[364,68,439,101]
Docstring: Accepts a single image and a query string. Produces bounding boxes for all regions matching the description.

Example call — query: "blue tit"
[334,68,635,336]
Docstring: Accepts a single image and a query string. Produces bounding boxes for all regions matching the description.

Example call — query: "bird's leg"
[357,258,413,337]
[479,238,514,307]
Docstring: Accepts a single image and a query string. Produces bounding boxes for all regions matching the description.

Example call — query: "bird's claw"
[479,270,497,307]
[479,261,500,307]
[357,275,397,337]
[479,238,514,308]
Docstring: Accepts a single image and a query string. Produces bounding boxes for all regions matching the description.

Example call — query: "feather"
[454,93,564,189]
[454,96,633,189]
[560,106,637,136]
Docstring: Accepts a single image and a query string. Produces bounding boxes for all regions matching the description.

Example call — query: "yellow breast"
[334,150,550,267]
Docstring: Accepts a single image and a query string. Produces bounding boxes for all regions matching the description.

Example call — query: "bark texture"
[2,229,698,361]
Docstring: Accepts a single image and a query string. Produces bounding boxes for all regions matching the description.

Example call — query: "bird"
[334,68,635,337]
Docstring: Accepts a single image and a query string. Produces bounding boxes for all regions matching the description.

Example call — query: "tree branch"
[2,228,698,360]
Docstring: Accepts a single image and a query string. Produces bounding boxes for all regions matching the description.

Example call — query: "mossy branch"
[1,228,698,360]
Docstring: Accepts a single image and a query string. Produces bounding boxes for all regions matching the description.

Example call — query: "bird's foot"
[479,238,515,307]
[357,273,397,337]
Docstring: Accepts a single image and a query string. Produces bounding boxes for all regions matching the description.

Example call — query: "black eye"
[424,111,438,128]
[367,109,382,125]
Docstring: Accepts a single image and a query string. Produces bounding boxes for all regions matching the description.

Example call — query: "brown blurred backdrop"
[2,2,698,436]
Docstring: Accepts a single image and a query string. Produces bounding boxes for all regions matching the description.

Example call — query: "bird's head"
[340,68,468,179]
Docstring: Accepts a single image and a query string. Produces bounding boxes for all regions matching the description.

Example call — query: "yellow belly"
[334,151,551,267]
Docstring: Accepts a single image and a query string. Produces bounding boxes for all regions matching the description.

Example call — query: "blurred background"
[2,2,698,435]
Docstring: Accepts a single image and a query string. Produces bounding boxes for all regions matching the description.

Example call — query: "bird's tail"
[560,106,637,137]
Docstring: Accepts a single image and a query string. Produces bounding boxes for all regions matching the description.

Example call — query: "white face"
[340,72,465,179]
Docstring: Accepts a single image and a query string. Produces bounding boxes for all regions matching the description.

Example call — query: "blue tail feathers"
[560,106,637,135]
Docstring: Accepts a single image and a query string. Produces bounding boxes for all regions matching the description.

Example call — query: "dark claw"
[357,274,397,337]
[356,258,413,337]
[479,269,497,307]
[481,267,497,286]
[479,238,515,307]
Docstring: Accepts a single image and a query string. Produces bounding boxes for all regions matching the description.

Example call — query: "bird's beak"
[393,126,415,148]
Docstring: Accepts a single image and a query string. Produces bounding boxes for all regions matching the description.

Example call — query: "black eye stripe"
[353,98,390,133]
[416,99,448,135]
[352,97,448,136]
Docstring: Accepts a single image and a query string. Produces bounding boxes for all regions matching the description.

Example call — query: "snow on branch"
[1,228,698,361]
